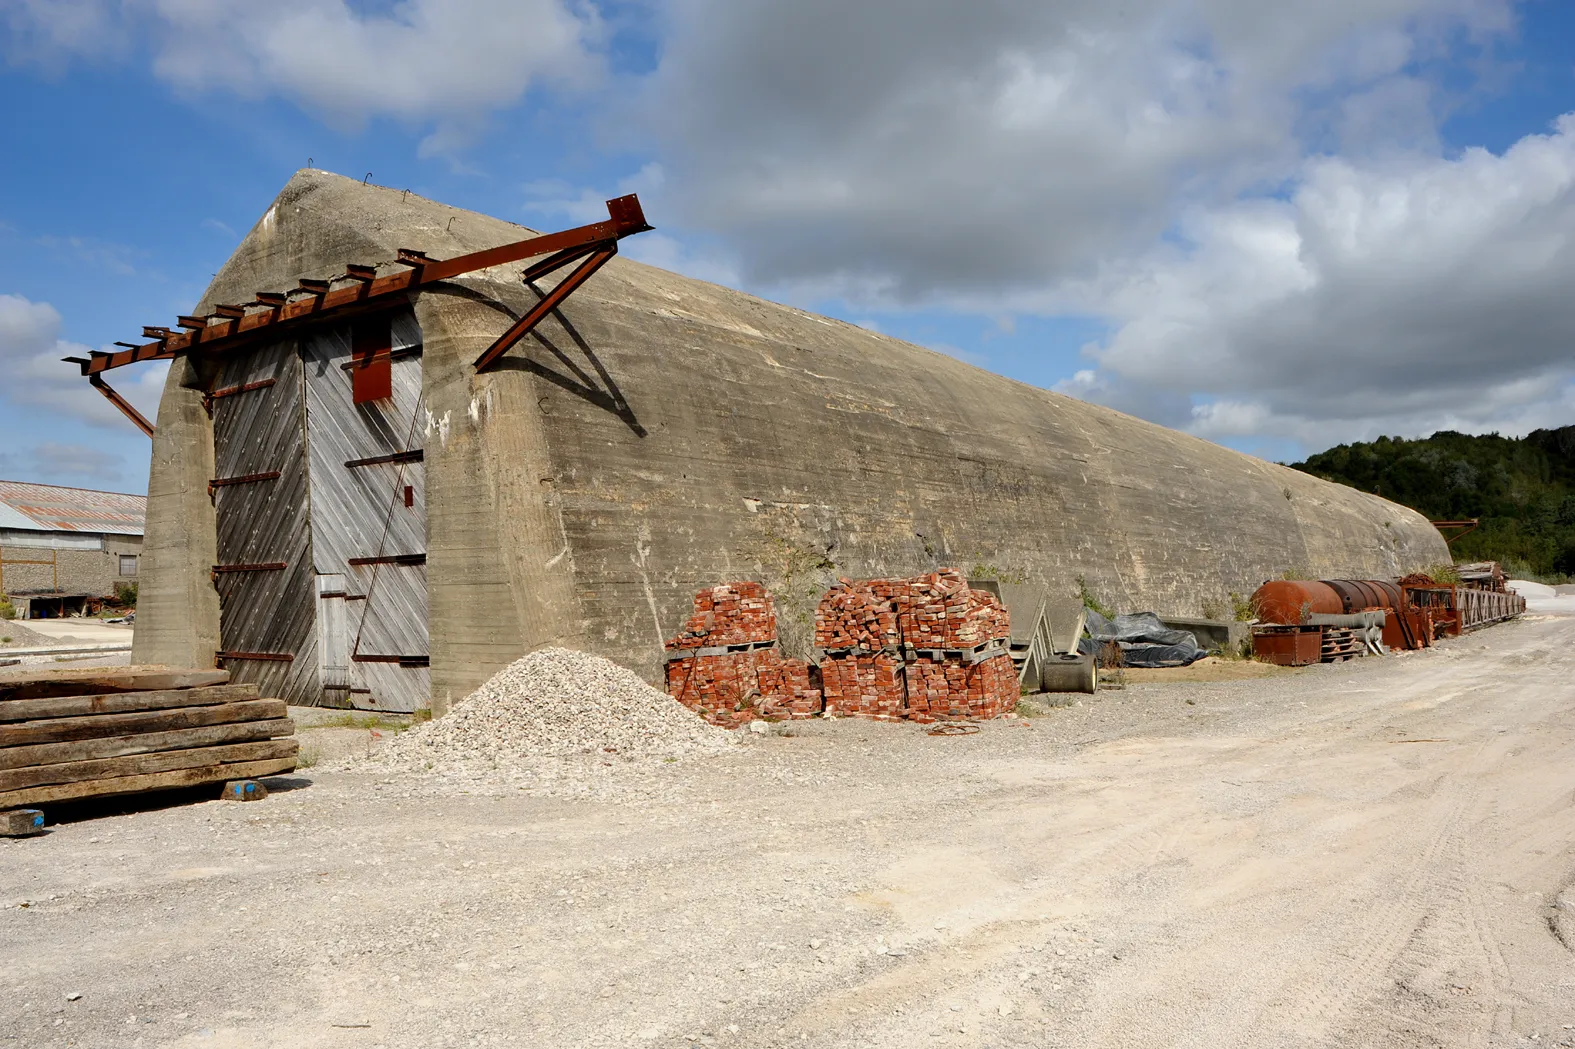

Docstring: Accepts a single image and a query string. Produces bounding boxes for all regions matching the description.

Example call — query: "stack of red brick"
[663,582,821,728]
[667,581,777,648]
[814,569,1017,723]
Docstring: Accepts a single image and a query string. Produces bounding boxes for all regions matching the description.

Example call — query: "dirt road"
[4,616,1573,1048]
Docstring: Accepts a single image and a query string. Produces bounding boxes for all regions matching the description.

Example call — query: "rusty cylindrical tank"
[1250,579,1427,650]
[1251,580,1345,624]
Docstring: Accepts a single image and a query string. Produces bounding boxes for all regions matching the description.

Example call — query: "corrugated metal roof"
[0,480,146,536]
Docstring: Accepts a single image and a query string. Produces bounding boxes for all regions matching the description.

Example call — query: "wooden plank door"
[208,340,319,703]
[302,309,429,712]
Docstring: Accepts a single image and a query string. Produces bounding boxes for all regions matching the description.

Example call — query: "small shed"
[0,481,145,618]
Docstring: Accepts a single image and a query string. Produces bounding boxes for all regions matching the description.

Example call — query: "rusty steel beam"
[1431,519,1479,544]
[74,195,652,379]
[87,375,155,437]
[473,246,618,372]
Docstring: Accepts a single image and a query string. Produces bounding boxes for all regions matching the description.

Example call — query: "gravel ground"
[0,621,55,648]
[3,616,1573,1049]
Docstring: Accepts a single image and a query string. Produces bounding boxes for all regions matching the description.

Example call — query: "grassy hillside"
[1291,426,1575,581]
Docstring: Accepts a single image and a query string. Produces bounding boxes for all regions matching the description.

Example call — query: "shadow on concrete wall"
[444,283,647,438]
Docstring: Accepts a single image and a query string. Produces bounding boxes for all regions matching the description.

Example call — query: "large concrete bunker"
[131,170,1448,714]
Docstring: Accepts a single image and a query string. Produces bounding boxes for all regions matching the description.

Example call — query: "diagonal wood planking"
[210,341,320,704]
[303,309,429,712]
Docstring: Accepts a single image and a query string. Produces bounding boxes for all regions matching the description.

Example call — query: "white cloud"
[1067,114,1575,449]
[4,0,605,151]
[0,293,168,432]
[633,0,1514,302]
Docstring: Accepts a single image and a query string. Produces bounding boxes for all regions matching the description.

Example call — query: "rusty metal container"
[1251,626,1323,666]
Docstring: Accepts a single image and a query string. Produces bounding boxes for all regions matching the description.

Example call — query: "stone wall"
[0,535,141,600]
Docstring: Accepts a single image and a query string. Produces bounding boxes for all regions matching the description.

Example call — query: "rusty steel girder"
[64,195,653,435]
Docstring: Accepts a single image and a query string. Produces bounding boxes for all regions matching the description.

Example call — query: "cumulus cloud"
[4,0,604,151]
[1066,115,1575,448]
[635,0,1513,301]
[0,293,168,432]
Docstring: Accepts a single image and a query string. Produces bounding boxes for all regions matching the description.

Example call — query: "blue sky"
[2,0,1574,493]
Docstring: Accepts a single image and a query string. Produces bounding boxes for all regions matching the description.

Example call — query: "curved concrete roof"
[136,170,1448,703]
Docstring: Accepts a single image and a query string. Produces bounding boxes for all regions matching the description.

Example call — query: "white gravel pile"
[373,648,731,777]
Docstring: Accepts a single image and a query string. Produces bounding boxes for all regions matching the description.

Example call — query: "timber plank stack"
[0,665,297,810]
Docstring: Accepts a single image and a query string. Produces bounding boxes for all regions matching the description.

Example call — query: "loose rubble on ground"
[356,647,734,798]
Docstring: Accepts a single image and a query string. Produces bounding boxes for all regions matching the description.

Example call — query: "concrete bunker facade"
[132,170,1449,714]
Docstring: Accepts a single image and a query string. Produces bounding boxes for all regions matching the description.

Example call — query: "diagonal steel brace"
[89,375,155,437]
[473,244,619,372]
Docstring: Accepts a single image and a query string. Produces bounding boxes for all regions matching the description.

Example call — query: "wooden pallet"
[1320,628,1362,663]
[0,665,297,810]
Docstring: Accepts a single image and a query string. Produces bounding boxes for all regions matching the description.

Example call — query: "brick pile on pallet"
[815,569,1016,723]
[664,583,821,728]
[0,666,298,814]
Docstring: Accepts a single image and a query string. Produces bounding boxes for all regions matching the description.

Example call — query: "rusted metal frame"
[75,194,652,378]
[86,375,155,437]
[346,553,426,567]
[473,245,618,372]
[344,450,424,469]
[1431,519,1479,544]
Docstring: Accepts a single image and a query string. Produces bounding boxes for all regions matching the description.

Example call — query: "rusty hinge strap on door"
[217,651,295,662]
[209,378,277,401]
[352,654,431,667]
[209,471,282,488]
[347,553,426,567]
[208,470,282,502]
[212,562,288,573]
[204,378,277,416]
[344,449,424,469]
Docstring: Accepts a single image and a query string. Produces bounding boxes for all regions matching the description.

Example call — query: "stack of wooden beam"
[0,666,297,811]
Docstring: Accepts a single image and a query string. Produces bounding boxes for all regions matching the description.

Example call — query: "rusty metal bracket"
[473,245,618,372]
[84,375,155,437]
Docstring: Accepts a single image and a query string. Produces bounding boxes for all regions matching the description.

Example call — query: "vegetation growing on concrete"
[1076,575,1115,619]
[755,527,840,662]
[0,597,13,621]
[1294,425,1575,580]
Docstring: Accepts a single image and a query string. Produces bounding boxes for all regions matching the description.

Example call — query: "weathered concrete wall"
[132,355,221,668]
[140,170,1449,698]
